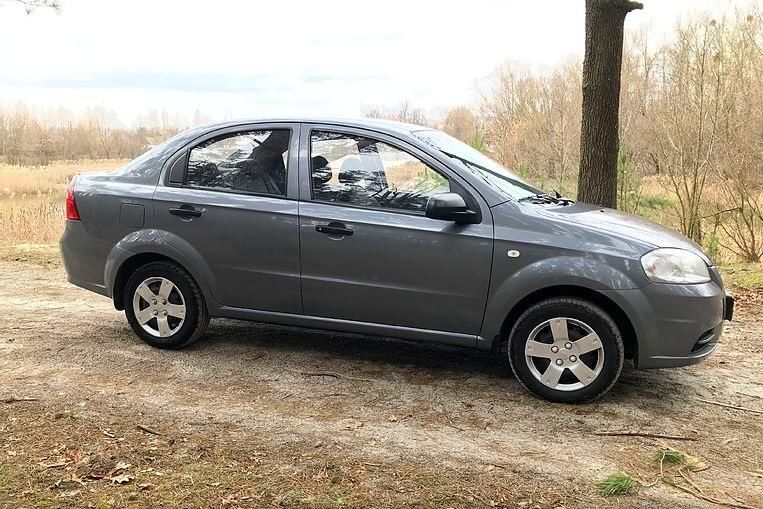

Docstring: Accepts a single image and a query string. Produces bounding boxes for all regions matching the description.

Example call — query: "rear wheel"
[124,261,209,349]
[508,297,624,403]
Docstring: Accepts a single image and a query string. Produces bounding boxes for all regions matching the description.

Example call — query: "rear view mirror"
[425,192,478,224]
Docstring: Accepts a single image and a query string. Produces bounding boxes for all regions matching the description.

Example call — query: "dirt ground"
[1,259,762,509]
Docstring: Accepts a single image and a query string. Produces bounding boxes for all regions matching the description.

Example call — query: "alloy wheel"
[131,276,186,338]
[523,317,605,392]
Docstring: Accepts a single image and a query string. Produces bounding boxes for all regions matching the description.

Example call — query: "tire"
[124,261,209,349]
[508,297,624,403]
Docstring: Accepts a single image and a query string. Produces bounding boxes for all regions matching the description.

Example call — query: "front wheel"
[124,261,209,349]
[508,297,624,403]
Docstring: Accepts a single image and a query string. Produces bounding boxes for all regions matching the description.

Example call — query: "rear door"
[297,125,493,336]
[154,123,302,313]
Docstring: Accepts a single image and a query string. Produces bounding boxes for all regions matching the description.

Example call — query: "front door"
[298,127,493,335]
[154,124,302,313]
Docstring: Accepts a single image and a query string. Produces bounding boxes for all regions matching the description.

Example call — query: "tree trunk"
[577,0,642,208]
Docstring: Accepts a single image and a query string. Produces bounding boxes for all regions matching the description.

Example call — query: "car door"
[154,123,302,313]
[297,125,493,337]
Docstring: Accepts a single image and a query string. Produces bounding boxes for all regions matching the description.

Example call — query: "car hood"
[526,201,712,265]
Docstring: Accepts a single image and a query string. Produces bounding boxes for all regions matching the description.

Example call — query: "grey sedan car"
[60,118,733,403]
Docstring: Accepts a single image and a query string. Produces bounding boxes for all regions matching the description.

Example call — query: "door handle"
[315,223,353,236]
[169,205,202,218]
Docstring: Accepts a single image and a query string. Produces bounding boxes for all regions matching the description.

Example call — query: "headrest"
[311,156,332,184]
[338,157,364,184]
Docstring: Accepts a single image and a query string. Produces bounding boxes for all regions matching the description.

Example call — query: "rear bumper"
[60,220,111,297]
[602,276,728,369]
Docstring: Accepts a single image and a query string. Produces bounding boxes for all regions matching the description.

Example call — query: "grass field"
[0,160,128,245]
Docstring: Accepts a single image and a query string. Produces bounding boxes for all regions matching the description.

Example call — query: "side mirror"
[425,192,478,224]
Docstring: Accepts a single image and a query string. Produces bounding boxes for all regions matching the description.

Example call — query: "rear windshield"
[111,127,209,178]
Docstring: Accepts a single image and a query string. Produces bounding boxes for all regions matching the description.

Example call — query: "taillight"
[66,179,80,221]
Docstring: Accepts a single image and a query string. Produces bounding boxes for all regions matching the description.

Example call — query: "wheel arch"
[112,252,190,310]
[104,229,220,313]
[493,285,638,362]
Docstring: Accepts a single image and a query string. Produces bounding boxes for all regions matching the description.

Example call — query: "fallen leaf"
[65,449,82,464]
[688,461,709,472]
[113,462,131,472]
[110,474,134,484]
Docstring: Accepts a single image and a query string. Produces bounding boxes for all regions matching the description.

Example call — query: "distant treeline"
[0,107,181,166]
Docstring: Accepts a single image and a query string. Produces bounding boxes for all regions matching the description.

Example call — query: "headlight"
[640,248,711,284]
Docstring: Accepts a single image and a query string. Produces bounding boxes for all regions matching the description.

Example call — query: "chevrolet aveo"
[60,118,733,403]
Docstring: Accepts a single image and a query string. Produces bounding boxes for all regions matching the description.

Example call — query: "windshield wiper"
[518,191,575,206]
[518,193,559,204]
[439,150,502,179]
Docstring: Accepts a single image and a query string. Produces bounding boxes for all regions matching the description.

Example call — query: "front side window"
[310,131,449,212]
[186,130,290,196]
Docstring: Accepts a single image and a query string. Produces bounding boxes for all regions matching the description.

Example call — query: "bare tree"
[361,100,429,126]
[481,61,581,192]
[577,0,643,207]
[442,107,479,144]
[0,0,60,14]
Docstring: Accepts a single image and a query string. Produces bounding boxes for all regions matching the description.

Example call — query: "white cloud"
[0,0,757,125]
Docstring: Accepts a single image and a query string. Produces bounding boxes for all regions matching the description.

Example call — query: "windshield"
[412,129,543,201]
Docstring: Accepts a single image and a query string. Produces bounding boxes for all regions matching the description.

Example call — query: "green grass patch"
[0,463,11,492]
[721,263,763,291]
[596,472,635,497]
[654,448,686,466]
[54,409,78,420]
[94,496,114,509]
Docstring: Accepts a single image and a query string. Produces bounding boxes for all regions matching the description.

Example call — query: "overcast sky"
[0,0,756,126]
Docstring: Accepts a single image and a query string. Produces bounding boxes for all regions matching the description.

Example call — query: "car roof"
[193,117,432,137]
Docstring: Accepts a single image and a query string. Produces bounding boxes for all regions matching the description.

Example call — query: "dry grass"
[0,160,127,245]
[0,160,127,196]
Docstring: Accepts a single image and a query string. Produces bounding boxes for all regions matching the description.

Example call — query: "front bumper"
[602,272,729,369]
[724,293,734,321]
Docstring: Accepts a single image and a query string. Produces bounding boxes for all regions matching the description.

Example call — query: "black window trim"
[307,128,462,218]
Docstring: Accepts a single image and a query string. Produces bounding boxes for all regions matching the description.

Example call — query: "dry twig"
[136,424,164,436]
[2,396,38,404]
[298,371,373,383]
[667,481,758,509]
[697,398,763,415]
[735,391,763,400]
[594,430,697,441]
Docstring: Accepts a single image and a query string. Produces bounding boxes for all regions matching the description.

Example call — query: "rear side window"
[186,130,290,196]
